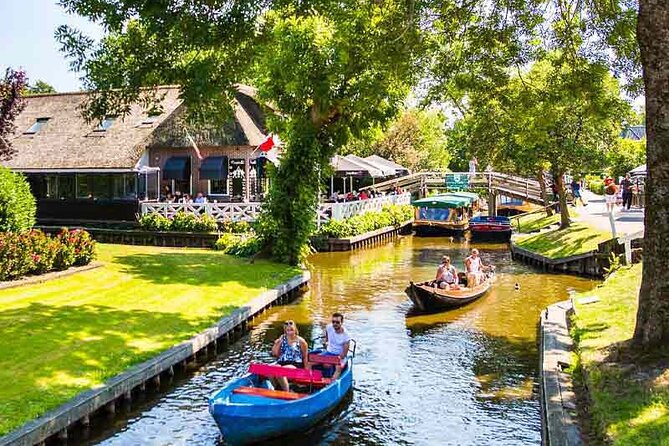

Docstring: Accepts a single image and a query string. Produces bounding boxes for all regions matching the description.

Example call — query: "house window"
[24,117,50,134]
[210,179,228,195]
[94,117,116,132]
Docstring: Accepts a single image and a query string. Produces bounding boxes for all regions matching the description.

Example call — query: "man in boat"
[323,313,351,380]
[435,256,459,290]
[465,249,484,287]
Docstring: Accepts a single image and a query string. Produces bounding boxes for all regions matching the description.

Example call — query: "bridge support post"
[488,192,498,216]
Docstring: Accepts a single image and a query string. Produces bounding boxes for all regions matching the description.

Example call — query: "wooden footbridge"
[361,171,546,214]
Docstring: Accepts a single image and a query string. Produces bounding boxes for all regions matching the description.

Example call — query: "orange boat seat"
[232,386,306,400]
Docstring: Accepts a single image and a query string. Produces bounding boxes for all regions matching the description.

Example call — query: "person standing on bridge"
[469,157,478,174]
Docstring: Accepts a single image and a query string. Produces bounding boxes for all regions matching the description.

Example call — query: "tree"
[446,55,628,226]
[0,68,28,160]
[344,108,451,172]
[25,80,56,95]
[58,0,424,264]
[633,0,669,348]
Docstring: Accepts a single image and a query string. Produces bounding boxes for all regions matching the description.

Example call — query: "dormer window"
[24,117,50,134]
[94,117,116,132]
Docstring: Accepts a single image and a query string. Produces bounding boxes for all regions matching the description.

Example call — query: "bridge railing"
[140,193,412,225]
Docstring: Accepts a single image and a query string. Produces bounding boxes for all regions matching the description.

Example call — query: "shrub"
[0,233,32,280]
[64,229,97,266]
[316,204,414,239]
[170,211,200,232]
[214,233,262,257]
[0,167,36,232]
[0,228,96,280]
[193,214,219,232]
[138,213,171,231]
[25,230,58,274]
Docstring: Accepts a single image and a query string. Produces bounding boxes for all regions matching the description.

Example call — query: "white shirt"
[467,256,482,273]
[326,324,351,356]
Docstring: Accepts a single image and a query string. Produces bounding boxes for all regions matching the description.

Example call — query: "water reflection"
[86,236,595,446]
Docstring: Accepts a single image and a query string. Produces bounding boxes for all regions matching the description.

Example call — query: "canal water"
[84,236,595,446]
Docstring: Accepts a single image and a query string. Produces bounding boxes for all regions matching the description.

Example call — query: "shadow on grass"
[0,301,242,436]
[578,339,669,445]
[518,225,606,258]
[112,252,291,287]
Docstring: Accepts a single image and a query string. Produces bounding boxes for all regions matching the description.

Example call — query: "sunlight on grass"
[514,222,610,258]
[572,264,669,445]
[0,243,300,436]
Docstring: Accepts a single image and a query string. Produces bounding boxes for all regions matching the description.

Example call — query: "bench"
[308,353,342,366]
[232,386,306,400]
[249,363,323,382]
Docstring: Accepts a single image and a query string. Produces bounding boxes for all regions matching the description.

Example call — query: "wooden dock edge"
[323,220,413,252]
[510,243,602,277]
[540,300,583,446]
[0,271,310,446]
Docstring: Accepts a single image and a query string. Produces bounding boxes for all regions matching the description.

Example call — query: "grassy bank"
[513,211,561,233]
[514,222,610,259]
[572,264,669,445]
[0,244,300,436]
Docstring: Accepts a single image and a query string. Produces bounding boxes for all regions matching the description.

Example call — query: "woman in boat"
[435,256,459,290]
[271,321,309,391]
[465,249,483,287]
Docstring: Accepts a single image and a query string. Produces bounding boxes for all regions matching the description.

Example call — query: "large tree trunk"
[633,0,669,348]
[537,169,553,217]
[554,168,570,229]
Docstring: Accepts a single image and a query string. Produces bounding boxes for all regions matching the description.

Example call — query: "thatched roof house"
[1,86,271,223]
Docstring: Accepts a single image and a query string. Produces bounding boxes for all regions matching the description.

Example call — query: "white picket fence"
[140,193,412,225]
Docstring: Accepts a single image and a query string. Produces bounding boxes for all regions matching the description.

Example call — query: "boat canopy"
[444,192,479,203]
[412,195,470,209]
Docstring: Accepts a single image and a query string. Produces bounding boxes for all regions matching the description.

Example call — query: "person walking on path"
[604,178,619,214]
[570,179,587,207]
[468,157,478,174]
[621,174,633,211]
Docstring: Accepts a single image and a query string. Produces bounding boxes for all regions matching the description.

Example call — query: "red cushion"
[249,363,323,381]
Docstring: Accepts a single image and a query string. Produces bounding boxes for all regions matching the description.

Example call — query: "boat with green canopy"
[411,192,479,236]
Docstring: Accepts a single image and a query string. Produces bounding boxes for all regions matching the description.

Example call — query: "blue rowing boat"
[208,355,353,445]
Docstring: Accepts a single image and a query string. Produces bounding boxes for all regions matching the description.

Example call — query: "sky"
[0,0,104,92]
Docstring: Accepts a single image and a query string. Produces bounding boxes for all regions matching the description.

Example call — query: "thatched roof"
[1,85,269,170]
[148,90,268,148]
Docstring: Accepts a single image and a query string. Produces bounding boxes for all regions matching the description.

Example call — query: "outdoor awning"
[163,156,191,180]
[345,154,395,177]
[364,154,410,176]
[446,191,479,203]
[199,156,228,180]
[629,164,646,176]
[331,155,383,177]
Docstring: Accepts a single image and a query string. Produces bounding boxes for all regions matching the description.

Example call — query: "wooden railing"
[140,193,412,225]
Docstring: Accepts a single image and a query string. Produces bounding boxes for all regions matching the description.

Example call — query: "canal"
[83,236,596,445]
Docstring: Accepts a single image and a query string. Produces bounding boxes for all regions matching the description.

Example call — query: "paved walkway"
[573,190,645,237]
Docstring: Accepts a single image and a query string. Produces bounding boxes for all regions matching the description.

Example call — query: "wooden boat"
[209,354,353,445]
[412,193,479,236]
[406,273,494,312]
[469,215,512,241]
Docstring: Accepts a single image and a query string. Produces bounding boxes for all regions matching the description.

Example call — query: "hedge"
[316,204,414,239]
[0,228,96,281]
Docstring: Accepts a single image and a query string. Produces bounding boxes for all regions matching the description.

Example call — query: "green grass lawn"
[0,244,300,436]
[512,211,561,233]
[572,264,669,445]
[513,222,611,259]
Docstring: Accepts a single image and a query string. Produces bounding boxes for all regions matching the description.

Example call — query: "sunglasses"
[331,320,342,324]
[284,321,295,326]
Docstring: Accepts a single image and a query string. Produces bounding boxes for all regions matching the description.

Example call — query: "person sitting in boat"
[435,256,459,290]
[323,313,351,380]
[271,320,309,391]
[465,248,484,287]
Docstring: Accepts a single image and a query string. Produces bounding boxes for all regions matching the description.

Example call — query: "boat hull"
[469,216,512,241]
[209,362,353,445]
[413,221,468,236]
[405,278,492,312]
[470,227,512,241]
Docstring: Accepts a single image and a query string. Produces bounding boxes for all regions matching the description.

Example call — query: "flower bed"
[0,229,96,281]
